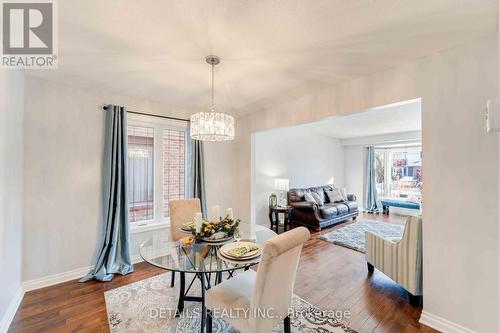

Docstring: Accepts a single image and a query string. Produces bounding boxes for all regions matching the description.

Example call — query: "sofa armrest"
[289,201,317,211]
[347,194,357,201]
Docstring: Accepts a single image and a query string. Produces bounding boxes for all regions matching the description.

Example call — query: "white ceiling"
[300,99,421,139]
[28,0,497,116]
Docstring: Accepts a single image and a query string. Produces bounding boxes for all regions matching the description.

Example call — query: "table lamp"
[274,178,289,207]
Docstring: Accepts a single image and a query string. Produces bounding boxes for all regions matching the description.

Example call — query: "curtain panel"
[192,139,207,217]
[81,105,133,282]
[364,146,379,213]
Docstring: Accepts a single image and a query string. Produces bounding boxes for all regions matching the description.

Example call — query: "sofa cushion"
[329,202,349,215]
[340,188,348,201]
[325,188,344,203]
[310,192,324,206]
[319,204,338,219]
[309,186,328,204]
[289,185,332,203]
[345,201,358,212]
[304,192,316,204]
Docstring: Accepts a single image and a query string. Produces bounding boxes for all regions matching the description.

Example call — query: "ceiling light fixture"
[190,55,235,141]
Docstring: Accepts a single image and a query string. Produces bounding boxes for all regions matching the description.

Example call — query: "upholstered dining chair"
[206,227,310,333]
[168,198,201,287]
[365,215,423,306]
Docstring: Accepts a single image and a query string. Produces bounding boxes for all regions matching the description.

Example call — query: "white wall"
[229,36,498,332]
[252,126,344,226]
[0,71,24,330]
[343,145,365,209]
[22,76,228,283]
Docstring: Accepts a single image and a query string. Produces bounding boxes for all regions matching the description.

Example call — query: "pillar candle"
[211,205,221,222]
[226,208,234,220]
[194,212,203,233]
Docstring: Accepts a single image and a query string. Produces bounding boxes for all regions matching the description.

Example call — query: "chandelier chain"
[211,62,215,111]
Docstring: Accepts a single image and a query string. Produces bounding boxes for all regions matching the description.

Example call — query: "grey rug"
[105,272,356,333]
[319,220,404,253]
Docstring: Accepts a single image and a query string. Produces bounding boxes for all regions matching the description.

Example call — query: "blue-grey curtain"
[81,105,133,282]
[192,139,207,217]
[364,146,379,213]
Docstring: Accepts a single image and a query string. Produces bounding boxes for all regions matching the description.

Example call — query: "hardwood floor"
[9,213,436,333]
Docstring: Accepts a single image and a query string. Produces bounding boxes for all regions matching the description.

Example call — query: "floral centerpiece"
[191,215,240,242]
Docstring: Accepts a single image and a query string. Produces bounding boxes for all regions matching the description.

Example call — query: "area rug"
[104,272,356,333]
[319,220,404,253]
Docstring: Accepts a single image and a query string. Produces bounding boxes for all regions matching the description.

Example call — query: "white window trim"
[128,113,189,227]
[130,220,170,234]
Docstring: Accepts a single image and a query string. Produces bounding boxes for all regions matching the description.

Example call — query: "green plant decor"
[190,217,240,241]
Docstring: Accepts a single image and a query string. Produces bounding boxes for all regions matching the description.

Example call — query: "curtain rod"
[371,144,421,150]
[102,105,190,122]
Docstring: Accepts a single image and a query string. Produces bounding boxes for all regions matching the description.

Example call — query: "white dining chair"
[205,226,310,333]
[168,198,201,287]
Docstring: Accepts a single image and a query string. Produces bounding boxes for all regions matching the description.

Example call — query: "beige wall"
[231,37,499,332]
[22,76,229,282]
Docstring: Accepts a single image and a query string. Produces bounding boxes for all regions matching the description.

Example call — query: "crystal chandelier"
[190,55,235,141]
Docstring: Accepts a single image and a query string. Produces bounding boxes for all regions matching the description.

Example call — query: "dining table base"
[175,267,251,333]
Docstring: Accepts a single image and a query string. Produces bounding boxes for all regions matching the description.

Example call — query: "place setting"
[178,205,263,267]
[216,241,262,265]
[180,206,239,245]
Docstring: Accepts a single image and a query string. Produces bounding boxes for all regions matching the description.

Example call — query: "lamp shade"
[190,111,235,141]
[274,178,289,191]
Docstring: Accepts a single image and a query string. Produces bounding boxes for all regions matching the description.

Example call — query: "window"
[128,125,154,222]
[127,116,189,225]
[374,146,422,202]
[163,129,186,218]
[375,150,385,198]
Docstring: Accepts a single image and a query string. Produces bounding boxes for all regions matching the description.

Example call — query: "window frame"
[127,113,189,229]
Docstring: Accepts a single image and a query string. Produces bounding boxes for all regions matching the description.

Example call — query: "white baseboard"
[0,256,146,332]
[0,287,24,333]
[23,265,93,292]
[23,256,144,292]
[420,311,476,333]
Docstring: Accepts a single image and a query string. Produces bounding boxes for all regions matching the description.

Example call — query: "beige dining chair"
[168,198,202,287]
[206,226,310,333]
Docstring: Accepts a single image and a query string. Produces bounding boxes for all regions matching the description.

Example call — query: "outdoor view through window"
[375,146,422,203]
[127,123,187,224]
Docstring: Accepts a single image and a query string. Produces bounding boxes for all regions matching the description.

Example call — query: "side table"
[268,206,293,234]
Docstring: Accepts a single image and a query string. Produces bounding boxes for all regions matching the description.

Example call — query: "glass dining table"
[139,223,277,332]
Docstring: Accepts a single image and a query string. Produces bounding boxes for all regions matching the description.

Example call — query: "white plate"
[217,251,261,264]
[219,250,261,261]
[200,235,234,243]
[220,241,262,259]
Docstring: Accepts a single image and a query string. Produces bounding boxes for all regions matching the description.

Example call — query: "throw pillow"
[340,188,348,201]
[310,192,324,206]
[304,192,316,204]
[326,188,344,203]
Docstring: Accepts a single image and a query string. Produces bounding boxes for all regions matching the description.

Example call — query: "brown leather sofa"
[288,185,358,230]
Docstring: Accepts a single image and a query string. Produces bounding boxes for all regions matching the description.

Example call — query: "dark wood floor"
[9,213,437,333]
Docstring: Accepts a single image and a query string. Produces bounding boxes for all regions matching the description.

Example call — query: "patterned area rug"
[319,220,404,253]
[104,272,356,333]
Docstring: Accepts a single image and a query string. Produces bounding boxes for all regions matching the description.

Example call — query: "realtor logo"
[1,0,58,68]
